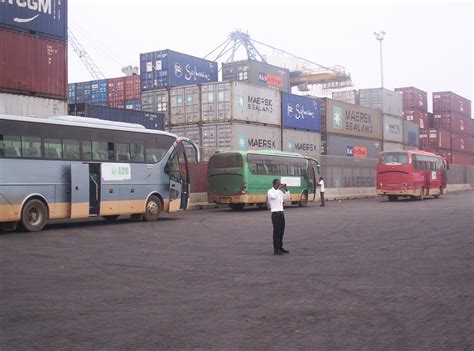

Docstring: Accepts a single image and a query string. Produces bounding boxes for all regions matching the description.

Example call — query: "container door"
[71,163,90,219]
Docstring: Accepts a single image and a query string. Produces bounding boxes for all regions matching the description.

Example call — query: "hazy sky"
[68,1,472,110]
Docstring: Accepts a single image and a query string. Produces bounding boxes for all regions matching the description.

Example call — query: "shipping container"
[222,59,290,92]
[403,145,418,151]
[323,134,382,159]
[0,28,67,99]
[321,98,383,140]
[0,92,67,117]
[403,110,429,130]
[107,77,125,105]
[281,92,321,132]
[383,114,404,143]
[427,129,451,149]
[331,90,359,105]
[124,75,141,100]
[394,87,428,111]
[359,88,403,116]
[0,0,67,40]
[68,103,164,130]
[383,141,404,152]
[451,134,472,153]
[68,83,75,103]
[433,91,471,118]
[90,79,107,105]
[403,120,420,146]
[169,85,200,125]
[201,81,281,126]
[140,49,218,91]
[107,101,124,109]
[282,129,321,159]
[432,113,472,136]
[141,89,170,126]
[319,155,377,188]
[451,152,473,165]
[124,99,141,110]
[169,125,201,148]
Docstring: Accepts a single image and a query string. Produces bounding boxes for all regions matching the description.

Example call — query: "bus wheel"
[434,186,442,198]
[20,199,47,232]
[388,195,398,202]
[418,188,425,201]
[103,215,120,221]
[130,214,144,221]
[230,204,245,211]
[144,195,161,221]
[299,192,308,207]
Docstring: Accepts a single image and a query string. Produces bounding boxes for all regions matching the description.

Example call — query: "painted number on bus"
[102,163,131,181]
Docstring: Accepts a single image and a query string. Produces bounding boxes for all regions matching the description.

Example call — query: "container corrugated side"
[331,90,359,105]
[0,93,67,117]
[141,89,170,126]
[432,113,472,136]
[403,120,420,146]
[403,110,428,130]
[124,99,141,110]
[433,91,471,118]
[282,129,321,159]
[359,88,403,116]
[107,77,125,104]
[169,85,200,125]
[281,92,320,131]
[323,134,382,158]
[383,141,404,151]
[124,75,140,100]
[0,28,67,99]
[451,134,472,153]
[451,152,473,165]
[383,115,404,143]
[394,87,428,111]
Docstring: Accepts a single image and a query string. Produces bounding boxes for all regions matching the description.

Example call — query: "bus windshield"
[208,153,243,169]
[380,152,409,165]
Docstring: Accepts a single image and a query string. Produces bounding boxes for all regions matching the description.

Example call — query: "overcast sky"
[68,1,472,110]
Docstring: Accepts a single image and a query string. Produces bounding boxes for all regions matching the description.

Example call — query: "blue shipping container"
[125,99,141,110]
[68,83,75,103]
[90,79,107,104]
[140,49,218,91]
[0,0,67,40]
[282,93,321,132]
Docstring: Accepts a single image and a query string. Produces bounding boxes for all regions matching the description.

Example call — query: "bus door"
[70,163,90,219]
[306,159,320,201]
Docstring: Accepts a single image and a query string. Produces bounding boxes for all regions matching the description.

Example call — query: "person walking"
[267,179,290,255]
[317,176,325,207]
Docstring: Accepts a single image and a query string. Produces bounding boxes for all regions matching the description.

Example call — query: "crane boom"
[68,28,106,80]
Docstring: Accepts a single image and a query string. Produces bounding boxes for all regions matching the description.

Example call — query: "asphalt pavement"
[1,192,473,350]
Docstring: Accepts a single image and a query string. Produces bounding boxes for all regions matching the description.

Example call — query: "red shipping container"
[428,129,451,149]
[403,110,429,130]
[107,101,125,109]
[395,87,428,111]
[107,77,125,103]
[124,75,140,100]
[432,113,472,136]
[451,134,472,153]
[433,91,471,118]
[0,28,67,99]
[451,152,473,165]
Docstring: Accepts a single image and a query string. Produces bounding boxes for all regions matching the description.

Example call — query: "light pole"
[374,31,386,89]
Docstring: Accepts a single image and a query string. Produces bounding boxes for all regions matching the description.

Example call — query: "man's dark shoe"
[281,248,289,254]
[274,250,284,255]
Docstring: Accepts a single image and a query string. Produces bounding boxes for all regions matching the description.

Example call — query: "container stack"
[331,90,359,105]
[0,0,68,117]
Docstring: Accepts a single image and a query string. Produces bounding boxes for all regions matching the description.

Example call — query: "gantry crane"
[68,28,106,80]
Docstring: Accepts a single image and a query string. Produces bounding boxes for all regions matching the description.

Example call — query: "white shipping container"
[383,141,404,152]
[359,88,403,117]
[141,89,170,125]
[282,129,321,159]
[403,145,418,151]
[331,90,358,105]
[169,85,200,126]
[169,125,201,147]
[383,115,404,143]
[201,81,281,126]
[0,93,67,117]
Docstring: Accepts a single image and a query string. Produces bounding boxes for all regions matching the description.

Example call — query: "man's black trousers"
[271,211,285,252]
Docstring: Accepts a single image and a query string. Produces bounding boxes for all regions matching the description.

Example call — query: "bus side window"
[22,136,42,159]
[63,139,81,160]
[44,138,62,159]
[0,135,22,158]
[115,143,130,161]
[256,163,267,175]
[130,144,144,162]
[248,161,257,174]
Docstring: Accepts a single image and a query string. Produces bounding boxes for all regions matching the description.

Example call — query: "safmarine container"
[321,98,383,140]
[124,75,140,100]
[201,81,281,126]
[433,91,471,118]
[0,93,67,117]
[281,92,320,132]
[359,88,403,117]
[395,87,428,112]
[432,113,472,136]
[140,49,218,91]
[383,141,404,151]
[0,28,66,99]
[125,99,141,110]
[403,120,420,146]
[141,89,170,126]
[282,129,321,159]
[383,115,404,143]
[0,0,67,40]
[323,134,382,159]
[331,90,359,105]
[169,85,200,125]
[222,59,290,92]
[68,103,164,130]
[403,110,429,130]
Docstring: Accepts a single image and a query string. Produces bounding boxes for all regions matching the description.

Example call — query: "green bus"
[207,150,320,210]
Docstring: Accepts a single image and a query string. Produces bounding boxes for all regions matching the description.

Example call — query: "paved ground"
[1,192,473,350]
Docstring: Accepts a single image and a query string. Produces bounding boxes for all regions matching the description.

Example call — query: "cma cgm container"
[451,134,472,153]
[0,92,67,117]
[281,92,321,132]
[323,134,382,158]
[140,49,218,91]
[201,122,281,161]
[0,28,66,99]
[432,113,472,136]
[222,59,290,92]
[201,82,281,126]
[403,110,429,130]
[359,88,403,117]
[403,120,420,146]
[394,87,428,111]
[433,91,471,118]
[68,103,164,130]
[383,115,404,143]
[383,141,404,151]
[124,75,140,100]
[0,0,67,40]
[169,85,200,126]
[321,98,383,140]
[331,90,359,105]
[282,129,321,159]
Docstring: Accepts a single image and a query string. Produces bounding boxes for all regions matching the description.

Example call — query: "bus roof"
[213,149,308,158]
[0,114,177,138]
[380,149,444,157]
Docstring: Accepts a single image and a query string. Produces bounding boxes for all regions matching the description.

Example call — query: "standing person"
[267,179,291,255]
[317,177,325,207]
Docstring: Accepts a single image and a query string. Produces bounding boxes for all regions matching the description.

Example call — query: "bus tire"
[130,214,144,221]
[19,199,47,232]
[299,192,308,207]
[230,204,245,211]
[388,195,398,202]
[434,186,442,198]
[103,215,120,221]
[144,195,161,222]
[418,187,424,201]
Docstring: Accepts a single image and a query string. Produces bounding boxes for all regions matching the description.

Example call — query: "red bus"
[377,150,448,201]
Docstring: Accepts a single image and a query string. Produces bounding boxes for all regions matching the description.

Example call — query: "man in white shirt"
[317,177,325,207]
[267,179,291,255]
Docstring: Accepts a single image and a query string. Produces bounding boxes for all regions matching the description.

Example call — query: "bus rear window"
[380,152,409,165]
[209,154,243,169]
